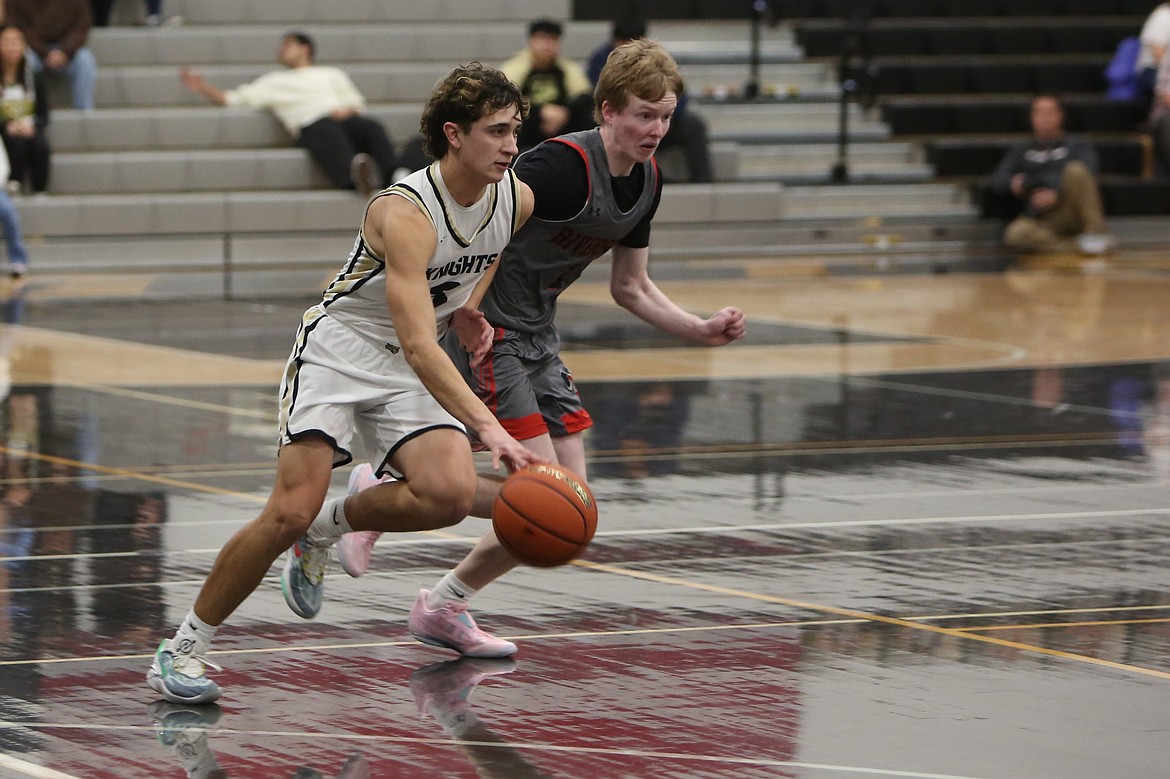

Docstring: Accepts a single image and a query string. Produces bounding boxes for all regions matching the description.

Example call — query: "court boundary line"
[6,514,1170,570]
[0,753,82,779]
[0,721,992,779]
[2,611,1168,668]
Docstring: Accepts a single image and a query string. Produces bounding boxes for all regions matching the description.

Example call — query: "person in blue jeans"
[6,0,98,111]
[0,140,29,277]
[91,0,171,27]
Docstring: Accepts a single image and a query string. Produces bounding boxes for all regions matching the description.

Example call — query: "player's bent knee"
[260,501,320,546]
[411,479,476,529]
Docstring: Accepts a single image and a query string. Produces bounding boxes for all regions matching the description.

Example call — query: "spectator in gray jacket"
[990,95,1114,255]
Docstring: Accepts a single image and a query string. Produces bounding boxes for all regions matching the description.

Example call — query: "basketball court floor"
[1,250,1169,778]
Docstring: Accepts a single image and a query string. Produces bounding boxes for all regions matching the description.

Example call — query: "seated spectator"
[1152,44,1170,176]
[4,0,98,111]
[0,26,51,195]
[179,31,395,197]
[1138,2,1170,96]
[0,140,29,278]
[500,18,595,151]
[91,0,175,27]
[586,16,713,183]
[990,95,1114,255]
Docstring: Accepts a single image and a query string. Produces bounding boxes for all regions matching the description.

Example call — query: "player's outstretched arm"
[371,195,543,472]
[609,245,746,346]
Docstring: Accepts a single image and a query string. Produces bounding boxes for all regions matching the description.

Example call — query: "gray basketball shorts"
[443,326,592,441]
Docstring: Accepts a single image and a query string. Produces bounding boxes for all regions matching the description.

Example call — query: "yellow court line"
[0,619,864,667]
[4,446,1167,682]
[3,608,1168,670]
[906,604,1170,621]
[571,560,1170,682]
[964,618,1170,632]
[0,447,265,499]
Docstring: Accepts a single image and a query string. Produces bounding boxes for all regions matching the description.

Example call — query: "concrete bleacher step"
[735,142,932,184]
[783,183,978,219]
[159,0,571,25]
[94,63,456,108]
[698,103,889,143]
[88,23,609,68]
[680,62,837,100]
[650,217,1003,259]
[16,183,786,241]
[88,18,797,68]
[50,105,425,152]
[51,149,330,194]
[16,182,792,296]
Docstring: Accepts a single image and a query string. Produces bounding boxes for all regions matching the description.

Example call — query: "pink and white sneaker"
[336,463,389,578]
[407,589,518,658]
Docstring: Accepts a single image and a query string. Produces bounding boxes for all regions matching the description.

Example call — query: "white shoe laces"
[173,653,222,677]
[300,542,330,584]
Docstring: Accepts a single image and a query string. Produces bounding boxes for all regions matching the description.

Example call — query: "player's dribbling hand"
[479,426,545,473]
[452,307,493,368]
[699,306,746,345]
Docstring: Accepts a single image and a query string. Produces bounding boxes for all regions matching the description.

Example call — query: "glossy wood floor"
[1,248,1169,779]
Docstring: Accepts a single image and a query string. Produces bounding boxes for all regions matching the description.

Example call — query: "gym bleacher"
[767,0,1170,217]
[17,0,1170,297]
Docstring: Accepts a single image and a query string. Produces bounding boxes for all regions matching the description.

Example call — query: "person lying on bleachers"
[179,30,396,198]
[989,94,1115,256]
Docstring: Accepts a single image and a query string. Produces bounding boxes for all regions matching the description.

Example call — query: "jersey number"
[429,281,460,308]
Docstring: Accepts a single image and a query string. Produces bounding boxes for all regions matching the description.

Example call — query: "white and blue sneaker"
[281,536,329,619]
[146,641,222,705]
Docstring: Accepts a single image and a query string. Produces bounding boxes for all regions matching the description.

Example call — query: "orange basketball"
[492,464,598,567]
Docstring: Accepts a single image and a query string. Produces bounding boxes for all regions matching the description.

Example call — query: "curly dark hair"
[420,63,528,159]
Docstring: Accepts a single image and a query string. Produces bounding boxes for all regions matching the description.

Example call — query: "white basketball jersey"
[318,162,520,350]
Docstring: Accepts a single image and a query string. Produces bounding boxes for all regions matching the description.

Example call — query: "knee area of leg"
[1003,219,1029,245]
[1061,161,1093,184]
[417,483,476,528]
[266,507,317,542]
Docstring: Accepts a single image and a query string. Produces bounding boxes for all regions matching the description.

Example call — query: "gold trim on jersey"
[384,182,435,235]
[425,163,502,248]
[278,306,327,432]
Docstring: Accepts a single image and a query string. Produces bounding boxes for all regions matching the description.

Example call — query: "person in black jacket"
[989,95,1114,255]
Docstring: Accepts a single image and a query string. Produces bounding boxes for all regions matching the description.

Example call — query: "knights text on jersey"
[315,163,520,349]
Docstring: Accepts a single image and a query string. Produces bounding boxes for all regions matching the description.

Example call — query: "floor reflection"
[1,284,1168,778]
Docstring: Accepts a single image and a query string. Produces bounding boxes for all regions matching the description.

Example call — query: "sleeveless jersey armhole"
[549,137,591,204]
[506,169,522,238]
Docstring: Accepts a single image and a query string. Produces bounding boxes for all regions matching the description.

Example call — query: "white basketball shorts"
[277,312,465,477]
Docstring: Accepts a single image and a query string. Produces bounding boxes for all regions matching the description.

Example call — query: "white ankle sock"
[305,496,353,546]
[172,610,217,657]
[427,573,477,609]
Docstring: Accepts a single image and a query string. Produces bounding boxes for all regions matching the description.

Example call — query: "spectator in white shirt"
[1138,2,1170,96]
[179,31,395,197]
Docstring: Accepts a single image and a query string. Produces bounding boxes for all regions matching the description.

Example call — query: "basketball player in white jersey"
[335,40,746,658]
[146,63,542,705]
